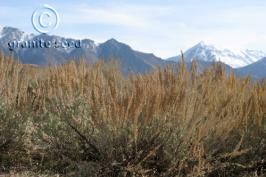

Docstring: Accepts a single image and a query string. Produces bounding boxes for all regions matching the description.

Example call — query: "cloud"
[63,8,145,27]
[60,3,174,28]
[1,0,266,58]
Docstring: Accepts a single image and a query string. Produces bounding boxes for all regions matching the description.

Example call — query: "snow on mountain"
[168,41,266,68]
[0,26,3,38]
[0,26,33,42]
[0,26,169,74]
[1,26,266,77]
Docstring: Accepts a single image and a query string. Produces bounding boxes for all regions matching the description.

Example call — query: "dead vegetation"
[0,54,265,176]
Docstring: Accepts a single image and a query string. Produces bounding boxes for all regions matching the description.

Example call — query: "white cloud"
[60,4,173,28]
[63,8,145,27]
[2,1,264,58]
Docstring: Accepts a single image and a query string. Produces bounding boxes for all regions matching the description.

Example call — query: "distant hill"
[235,57,266,80]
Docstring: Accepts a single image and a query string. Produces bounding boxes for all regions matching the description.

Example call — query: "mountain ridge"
[167,41,266,68]
[1,26,266,79]
[0,26,171,74]
[235,57,266,80]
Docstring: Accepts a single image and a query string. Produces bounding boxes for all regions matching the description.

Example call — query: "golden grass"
[0,54,265,176]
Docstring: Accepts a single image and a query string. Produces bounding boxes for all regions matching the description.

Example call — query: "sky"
[1,0,266,58]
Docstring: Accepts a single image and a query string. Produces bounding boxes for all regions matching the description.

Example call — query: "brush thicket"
[0,55,265,177]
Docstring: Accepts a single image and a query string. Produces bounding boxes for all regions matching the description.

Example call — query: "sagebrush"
[0,54,265,176]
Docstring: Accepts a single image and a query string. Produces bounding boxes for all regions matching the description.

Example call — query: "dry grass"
[0,54,265,176]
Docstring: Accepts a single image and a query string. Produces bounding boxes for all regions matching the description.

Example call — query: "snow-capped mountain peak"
[168,42,266,68]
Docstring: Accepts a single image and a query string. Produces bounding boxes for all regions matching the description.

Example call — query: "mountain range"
[167,41,266,68]
[0,26,173,74]
[0,26,266,79]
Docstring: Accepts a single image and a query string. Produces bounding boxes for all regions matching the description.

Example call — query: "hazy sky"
[1,0,266,58]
